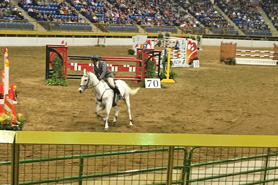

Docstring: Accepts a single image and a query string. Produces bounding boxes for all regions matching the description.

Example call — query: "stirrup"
[118,94,123,100]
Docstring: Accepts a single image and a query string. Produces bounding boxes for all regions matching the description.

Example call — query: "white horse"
[78,69,140,130]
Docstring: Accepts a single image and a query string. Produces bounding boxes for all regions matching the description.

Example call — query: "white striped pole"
[4,58,9,96]
[3,48,9,96]
[2,48,8,90]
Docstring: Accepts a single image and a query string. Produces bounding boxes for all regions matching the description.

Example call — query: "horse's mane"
[88,72,110,88]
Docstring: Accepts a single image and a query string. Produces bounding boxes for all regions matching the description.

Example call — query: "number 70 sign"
[145,78,161,88]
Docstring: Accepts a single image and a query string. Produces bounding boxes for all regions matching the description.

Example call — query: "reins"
[88,73,111,102]
[97,88,109,102]
[92,77,101,87]
[83,74,99,89]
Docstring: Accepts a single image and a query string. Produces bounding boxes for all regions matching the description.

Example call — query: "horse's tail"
[129,87,140,95]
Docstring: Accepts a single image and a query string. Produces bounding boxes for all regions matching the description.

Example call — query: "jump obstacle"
[220,42,278,66]
[160,48,175,83]
[67,56,142,82]
[45,45,163,83]
[0,48,17,122]
[132,36,199,68]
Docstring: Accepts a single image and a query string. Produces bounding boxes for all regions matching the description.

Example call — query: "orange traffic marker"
[10,83,16,101]
[3,94,16,122]
[0,83,3,99]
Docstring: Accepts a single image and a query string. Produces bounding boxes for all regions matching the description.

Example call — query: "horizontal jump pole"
[67,63,139,72]
[68,56,141,62]
[115,78,140,81]
[236,54,274,58]
[67,74,82,76]
[236,49,274,54]
[103,58,141,62]
[67,74,141,81]
[68,56,90,60]
[46,45,67,48]
[67,77,82,79]
[235,58,277,66]
[136,49,162,52]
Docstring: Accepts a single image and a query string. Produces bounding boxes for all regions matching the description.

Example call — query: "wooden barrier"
[220,42,237,61]
[220,42,278,66]
[45,45,151,83]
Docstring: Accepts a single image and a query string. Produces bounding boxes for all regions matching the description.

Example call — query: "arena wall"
[202,38,276,48]
[0,37,129,46]
[0,37,277,48]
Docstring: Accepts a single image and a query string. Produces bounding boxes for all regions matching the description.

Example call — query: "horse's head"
[79,69,100,93]
[78,69,90,93]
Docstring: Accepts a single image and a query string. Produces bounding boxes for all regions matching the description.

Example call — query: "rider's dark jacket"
[93,60,114,80]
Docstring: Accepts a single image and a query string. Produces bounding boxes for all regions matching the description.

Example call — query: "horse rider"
[175,40,180,49]
[91,55,123,100]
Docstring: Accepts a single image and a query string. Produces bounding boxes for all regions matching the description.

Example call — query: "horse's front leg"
[95,104,104,120]
[104,103,113,130]
[113,106,119,125]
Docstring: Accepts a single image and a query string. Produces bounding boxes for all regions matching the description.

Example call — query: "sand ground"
[2,45,278,135]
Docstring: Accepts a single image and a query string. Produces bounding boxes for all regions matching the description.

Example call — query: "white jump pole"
[1,49,17,105]
[2,49,7,85]
[3,48,8,96]
[4,58,9,96]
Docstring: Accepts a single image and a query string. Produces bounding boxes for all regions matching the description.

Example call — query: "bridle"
[80,74,100,90]
[80,73,110,103]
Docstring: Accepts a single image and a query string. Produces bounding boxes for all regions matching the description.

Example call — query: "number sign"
[145,78,161,88]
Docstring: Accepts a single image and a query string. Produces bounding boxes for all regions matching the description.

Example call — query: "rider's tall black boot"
[113,86,123,100]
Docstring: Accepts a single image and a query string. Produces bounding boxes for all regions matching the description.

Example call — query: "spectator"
[0,9,3,19]
[218,0,270,32]
[15,10,25,20]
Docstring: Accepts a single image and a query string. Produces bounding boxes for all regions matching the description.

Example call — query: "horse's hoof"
[113,121,117,126]
[104,127,109,131]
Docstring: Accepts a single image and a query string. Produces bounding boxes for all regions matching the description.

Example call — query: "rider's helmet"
[91,55,99,62]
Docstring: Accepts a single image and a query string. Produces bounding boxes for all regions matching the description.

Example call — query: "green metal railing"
[2,145,278,185]
[186,147,278,185]
[2,132,278,185]
[1,147,187,185]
